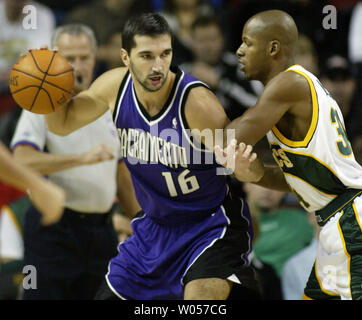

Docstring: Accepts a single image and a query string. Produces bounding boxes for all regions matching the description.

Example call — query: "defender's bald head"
[244,10,298,56]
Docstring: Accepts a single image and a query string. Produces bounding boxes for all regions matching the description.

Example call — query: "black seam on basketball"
[12,68,43,82]
[11,85,41,95]
[46,68,73,77]
[43,79,72,94]
[12,68,71,94]
[29,51,47,74]
[29,51,57,111]
[29,88,40,111]
[39,87,55,112]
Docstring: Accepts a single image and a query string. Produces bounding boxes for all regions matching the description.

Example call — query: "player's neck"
[135,71,176,114]
[262,59,295,86]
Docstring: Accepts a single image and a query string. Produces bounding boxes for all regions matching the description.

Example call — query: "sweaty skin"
[42,28,257,299]
[218,10,316,190]
[231,10,310,145]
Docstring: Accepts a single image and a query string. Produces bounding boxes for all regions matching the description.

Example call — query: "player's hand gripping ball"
[9,49,74,114]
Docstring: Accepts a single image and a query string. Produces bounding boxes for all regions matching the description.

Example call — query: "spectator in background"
[352,135,362,165]
[348,2,362,144]
[329,0,360,10]
[0,0,55,93]
[96,30,124,70]
[245,183,314,279]
[294,33,319,76]
[160,0,214,65]
[181,14,262,121]
[0,196,31,300]
[63,0,151,74]
[27,0,89,24]
[320,55,359,140]
[0,197,132,300]
[282,212,320,300]
[0,0,56,231]
[348,1,362,67]
[0,0,55,146]
[0,181,25,210]
[227,0,327,63]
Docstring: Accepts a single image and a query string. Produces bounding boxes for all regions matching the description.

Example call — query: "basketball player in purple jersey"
[45,13,261,300]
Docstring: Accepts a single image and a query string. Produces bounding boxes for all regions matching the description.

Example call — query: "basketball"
[9,49,74,114]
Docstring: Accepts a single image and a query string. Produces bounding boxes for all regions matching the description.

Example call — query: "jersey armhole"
[271,68,319,148]
[11,141,41,152]
[112,71,131,122]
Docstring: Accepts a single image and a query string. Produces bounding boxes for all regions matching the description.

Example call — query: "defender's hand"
[214,139,264,182]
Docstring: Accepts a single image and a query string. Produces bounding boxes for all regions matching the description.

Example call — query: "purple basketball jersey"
[113,66,227,225]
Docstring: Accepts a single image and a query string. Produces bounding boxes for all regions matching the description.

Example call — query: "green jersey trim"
[270,144,346,195]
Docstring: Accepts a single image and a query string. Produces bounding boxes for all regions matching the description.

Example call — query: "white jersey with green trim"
[266,65,362,212]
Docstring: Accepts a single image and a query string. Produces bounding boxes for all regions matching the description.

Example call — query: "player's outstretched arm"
[223,71,308,146]
[13,143,115,175]
[46,67,127,136]
[214,139,290,191]
[185,86,264,181]
[218,70,311,191]
[0,142,65,225]
[185,85,291,191]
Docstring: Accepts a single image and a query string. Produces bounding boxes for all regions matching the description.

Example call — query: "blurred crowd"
[1,0,361,152]
[0,0,361,300]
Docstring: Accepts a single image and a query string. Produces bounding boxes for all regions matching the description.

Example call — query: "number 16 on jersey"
[162,169,200,197]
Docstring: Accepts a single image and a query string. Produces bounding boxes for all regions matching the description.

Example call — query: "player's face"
[56,33,96,93]
[192,24,224,65]
[126,34,173,92]
[236,20,268,81]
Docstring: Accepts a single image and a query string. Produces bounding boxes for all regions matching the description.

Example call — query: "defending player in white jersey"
[215,10,362,300]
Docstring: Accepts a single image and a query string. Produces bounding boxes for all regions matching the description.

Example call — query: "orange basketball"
[9,49,74,114]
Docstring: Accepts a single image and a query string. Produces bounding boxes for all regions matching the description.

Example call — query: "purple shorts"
[105,191,256,300]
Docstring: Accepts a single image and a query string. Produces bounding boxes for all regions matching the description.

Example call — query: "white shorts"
[304,191,362,300]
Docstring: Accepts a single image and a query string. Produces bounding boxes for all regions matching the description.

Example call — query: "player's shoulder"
[186,85,217,106]
[262,67,310,103]
[88,67,128,100]
[184,84,228,129]
[269,66,309,91]
[94,67,128,84]
[185,84,223,114]
[82,67,129,116]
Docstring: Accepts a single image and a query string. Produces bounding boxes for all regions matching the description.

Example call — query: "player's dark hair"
[122,12,173,54]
